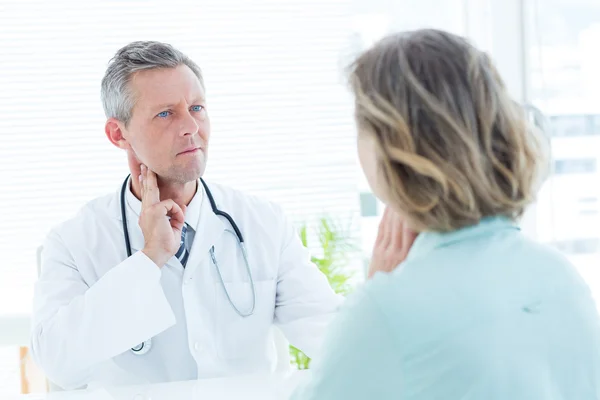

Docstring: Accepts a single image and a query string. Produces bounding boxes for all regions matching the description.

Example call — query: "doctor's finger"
[139,165,147,203]
[138,167,145,194]
[160,200,185,230]
[143,168,161,206]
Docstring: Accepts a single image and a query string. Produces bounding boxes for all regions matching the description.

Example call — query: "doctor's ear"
[105,118,129,150]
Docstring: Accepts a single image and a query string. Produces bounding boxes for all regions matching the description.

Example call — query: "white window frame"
[465,0,539,238]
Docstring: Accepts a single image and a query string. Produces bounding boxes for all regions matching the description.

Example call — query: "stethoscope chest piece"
[131,339,152,355]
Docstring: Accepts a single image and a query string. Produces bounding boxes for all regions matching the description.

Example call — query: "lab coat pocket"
[215,278,276,360]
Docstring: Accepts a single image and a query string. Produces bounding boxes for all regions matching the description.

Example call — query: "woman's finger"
[401,224,419,259]
[374,208,390,249]
[390,210,404,250]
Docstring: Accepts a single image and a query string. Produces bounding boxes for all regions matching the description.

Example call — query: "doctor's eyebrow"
[152,98,206,112]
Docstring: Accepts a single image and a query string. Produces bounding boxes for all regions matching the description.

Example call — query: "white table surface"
[9,371,311,400]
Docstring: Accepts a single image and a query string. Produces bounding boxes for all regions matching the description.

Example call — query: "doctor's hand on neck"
[138,164,187,268]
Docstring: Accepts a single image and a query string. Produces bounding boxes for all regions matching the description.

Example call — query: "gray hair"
[101,41,204,125]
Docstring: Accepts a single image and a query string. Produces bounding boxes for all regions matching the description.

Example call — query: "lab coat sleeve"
[30,229,176,390]
[273,210,344,359]
[290,287,402,400]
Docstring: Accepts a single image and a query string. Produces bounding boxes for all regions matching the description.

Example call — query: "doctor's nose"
[179,111,200,137]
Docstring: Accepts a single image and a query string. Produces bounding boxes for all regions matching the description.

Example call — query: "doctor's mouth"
[177,146,202,156]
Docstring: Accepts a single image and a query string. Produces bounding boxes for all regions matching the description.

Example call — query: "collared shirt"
[293,216,600,400]
[404,215,519,262]
[125,178,203,253]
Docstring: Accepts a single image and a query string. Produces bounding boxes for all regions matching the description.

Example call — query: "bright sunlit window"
[526,0,600,300]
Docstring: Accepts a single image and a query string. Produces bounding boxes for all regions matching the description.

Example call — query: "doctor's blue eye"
[157,111,171,118]
[191,105,204,112]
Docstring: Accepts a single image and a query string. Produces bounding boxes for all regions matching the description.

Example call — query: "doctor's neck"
[130,176,198,208]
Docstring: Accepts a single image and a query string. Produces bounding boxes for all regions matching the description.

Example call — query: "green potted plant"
[289,216,358,369]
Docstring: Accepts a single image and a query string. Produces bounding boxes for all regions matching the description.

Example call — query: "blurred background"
[0,0,599,394]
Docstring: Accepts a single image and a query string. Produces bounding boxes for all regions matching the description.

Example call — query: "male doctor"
[30,41,342,390]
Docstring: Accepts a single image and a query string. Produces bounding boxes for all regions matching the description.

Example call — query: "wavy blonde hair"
[349,29,547,232]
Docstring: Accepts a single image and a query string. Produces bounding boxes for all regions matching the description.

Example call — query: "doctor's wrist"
[141,247,170,268]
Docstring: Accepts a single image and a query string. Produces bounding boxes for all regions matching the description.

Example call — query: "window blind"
[0,0,361,312]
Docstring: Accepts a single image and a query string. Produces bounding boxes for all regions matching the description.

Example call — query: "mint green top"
[292,217,600,400]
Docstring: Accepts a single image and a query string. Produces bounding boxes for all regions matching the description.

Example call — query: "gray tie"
[174,223,190,267]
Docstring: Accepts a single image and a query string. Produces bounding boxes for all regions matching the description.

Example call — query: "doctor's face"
[118,65,210,183]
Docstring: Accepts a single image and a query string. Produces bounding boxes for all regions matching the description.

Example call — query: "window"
[551,238,600,255]
[359,192,379,217]
[554,158,597,174]
[549,115,597,137]
[526,0,600,298]
[593,116,600,135]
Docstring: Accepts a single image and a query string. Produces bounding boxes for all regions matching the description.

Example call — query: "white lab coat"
[30,180,342,390]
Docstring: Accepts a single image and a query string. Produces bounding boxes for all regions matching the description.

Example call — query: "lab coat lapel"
[183,182,227,278]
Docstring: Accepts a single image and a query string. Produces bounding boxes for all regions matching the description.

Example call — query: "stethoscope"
[120,174,256,355]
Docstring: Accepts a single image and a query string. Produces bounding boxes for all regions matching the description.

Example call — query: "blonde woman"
[292,29,600,399]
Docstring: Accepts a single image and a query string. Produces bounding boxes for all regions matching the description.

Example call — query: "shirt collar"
[125,177,203,232]
[405,216,520,263]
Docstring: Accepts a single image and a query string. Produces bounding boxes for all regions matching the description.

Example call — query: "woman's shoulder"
[358,231,591,337]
